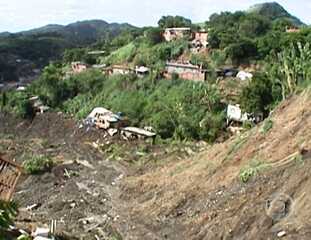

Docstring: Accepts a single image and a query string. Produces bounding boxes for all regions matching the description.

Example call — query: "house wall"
[194,32,208,43]
[166,65,206,81]
[112,68,134,75]
[72,63,87,73]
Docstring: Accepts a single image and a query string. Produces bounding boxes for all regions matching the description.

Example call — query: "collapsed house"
[86,107,123,130]
[85,107,156,141]
[164,61,209,82]
[71,62,88,73]
[163,27,192,42]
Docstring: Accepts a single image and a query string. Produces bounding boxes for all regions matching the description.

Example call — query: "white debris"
[237,71,253,81]
[277,231,286,238]
[227,104,249,123]
[108,128,118,137]
[34,237,53,240]
[121,127,156,138]
[26,203,39,211]
[32,227,50,238]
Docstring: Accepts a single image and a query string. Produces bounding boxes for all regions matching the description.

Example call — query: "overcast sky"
[1,0,310,32]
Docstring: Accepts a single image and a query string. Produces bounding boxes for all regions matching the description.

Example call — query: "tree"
[239,13,271,37]
[266,42,311,99]
[158,16,192,29]
[240,74,280,116]
[144,27,163,45]
[225,38,258,64]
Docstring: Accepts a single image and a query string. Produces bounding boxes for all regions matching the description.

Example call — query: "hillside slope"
[20,20,137,44]
[120,89,311,239]
[0,20,137,83]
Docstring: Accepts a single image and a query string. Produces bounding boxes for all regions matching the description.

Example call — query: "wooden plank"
[0,156,22,201]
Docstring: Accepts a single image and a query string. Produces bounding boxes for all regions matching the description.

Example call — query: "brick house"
[164,61,209,82]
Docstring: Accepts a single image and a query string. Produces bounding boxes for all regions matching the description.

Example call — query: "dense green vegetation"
[2,3,311,143]
[26,66,225,142]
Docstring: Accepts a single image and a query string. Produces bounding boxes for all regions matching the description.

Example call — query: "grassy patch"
[0,200,18,230]
[294,153,304,165]
[23,155,54,174]
[260,119,273,134]
[239,160,270,183]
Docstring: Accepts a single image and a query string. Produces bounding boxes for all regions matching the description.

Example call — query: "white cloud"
[0,0,309,32]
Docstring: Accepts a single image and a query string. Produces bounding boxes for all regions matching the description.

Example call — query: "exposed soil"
[119,90,311,239]
[1,89,311,240]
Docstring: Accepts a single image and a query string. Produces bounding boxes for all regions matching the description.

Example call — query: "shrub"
[239,160,269,183]
[240,73,280,117]
[23,155,53,174]
[260,119,273,134]
[0,201,17,231]
[4,91,35,119]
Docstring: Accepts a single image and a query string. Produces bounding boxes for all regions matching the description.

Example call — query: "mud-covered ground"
[0,112,200,239]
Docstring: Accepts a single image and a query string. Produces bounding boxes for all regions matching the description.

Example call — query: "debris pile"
[84,107,156,141]
[29,96,50,114]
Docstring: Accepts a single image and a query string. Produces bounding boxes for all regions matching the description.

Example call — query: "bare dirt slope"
[119,90,311,239]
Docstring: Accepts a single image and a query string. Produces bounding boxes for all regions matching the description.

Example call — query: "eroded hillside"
[118,89,311,239]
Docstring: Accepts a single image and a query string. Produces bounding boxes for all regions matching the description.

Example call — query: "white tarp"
[237,71,253,81]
